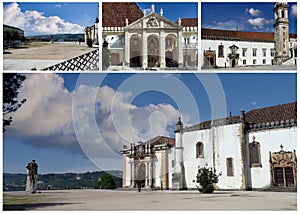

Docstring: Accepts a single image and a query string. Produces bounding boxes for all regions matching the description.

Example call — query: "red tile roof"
[177,18,198,27]
[102,2,144,27]
[202,28,275,42]
[245,102,296,124]
[147,136,175,146]
[183,102,296,132]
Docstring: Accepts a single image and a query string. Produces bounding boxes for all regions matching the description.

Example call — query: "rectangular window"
[242,48,247,57]
[218,45,224,57]
[271,49,275,57]
[262,49,266,57]
[253,49,257,57]
[227,158,234,176]
[253,59,257,64]
[243,60,246,65]
[263,59,266,64]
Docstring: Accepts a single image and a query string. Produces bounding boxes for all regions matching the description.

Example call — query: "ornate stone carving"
[147,16,159,28]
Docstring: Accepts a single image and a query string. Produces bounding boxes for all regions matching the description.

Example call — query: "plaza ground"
[3,42,95,71]
[3,189,297,211]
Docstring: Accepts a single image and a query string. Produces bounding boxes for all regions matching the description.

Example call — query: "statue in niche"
[26,160,38,193]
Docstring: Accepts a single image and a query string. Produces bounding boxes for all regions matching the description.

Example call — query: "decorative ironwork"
[42,49,99,71]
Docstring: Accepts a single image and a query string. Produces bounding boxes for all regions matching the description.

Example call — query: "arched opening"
[165,34,178,67]
[147,35,159,67]
[130,35,142,67]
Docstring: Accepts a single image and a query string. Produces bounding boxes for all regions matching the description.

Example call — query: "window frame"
[196,142,204,158]
[226,157,234,177]
[249,141,262,168]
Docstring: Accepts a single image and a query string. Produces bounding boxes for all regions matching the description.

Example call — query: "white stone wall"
[247,126,297,189]
[201,39,275,67]
[177,123,244,190]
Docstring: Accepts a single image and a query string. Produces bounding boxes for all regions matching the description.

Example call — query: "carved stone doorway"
[269,145,297,188]
[203,50,216,67]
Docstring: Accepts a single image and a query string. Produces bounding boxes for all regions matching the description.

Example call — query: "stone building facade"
[85,18,99,46]
[121,102,297,190]
[201,2,297,68]
[102,3,198,70]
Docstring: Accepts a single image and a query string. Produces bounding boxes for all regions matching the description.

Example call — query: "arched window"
[249,137,262,167]
[226,158,234,176]
[196,142,204,158]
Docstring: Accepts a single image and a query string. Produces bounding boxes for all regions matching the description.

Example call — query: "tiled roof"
[147,136,175,146]
[102,2,144,27]
[177,18,198,27]
[183,102,297,133]
[245,102,297,124]
[202,28,275,42]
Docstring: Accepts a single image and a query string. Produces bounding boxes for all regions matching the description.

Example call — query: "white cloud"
[54,4,62,8]
[3,3,84,35]
[203,20,246,31]
[246,8,263,17]
[248,17,273,29]
[291,4,297,17]
[6,74,180,163]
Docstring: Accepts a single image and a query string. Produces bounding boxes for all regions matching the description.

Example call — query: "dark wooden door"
[285,167,294,187]
[274,167,284,187]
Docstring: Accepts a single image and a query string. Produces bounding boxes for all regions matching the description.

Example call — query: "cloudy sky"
[3,73,296,174]
[3,2,98,36]
[202,2,297,33]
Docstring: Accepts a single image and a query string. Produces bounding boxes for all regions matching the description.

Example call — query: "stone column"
[130,162,134,187]
[178,30,184,67]
[124,31,130,66]
[122,153,127,188]
[142,30,148,68]
[160,30,166,68]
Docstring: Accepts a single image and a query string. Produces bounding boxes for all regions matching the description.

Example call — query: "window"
[243,60,246,65]
[281,10,285,19]
[242,48,247,57]
[226,158,234,176]
[252,48,257,57]
[218,45,224,57]
[253,59,257,64]
[196,142,204,158]
[249,139,262,167]
[263,59,266,64]
[271,49,275,57]
[262,49,266,57]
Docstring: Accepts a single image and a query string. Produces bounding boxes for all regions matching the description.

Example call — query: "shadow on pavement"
[3,202,77,211]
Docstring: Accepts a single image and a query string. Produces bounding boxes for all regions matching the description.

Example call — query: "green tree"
[3,73,27,132]
[196,166,221,193]
[95,173,116,189]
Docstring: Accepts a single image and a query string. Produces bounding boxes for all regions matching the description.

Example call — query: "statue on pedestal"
[26,160,38,193]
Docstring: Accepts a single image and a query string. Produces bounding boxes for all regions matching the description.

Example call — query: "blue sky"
[3,73,296,174]
[202,2,297,33]
[3,2,98,36]
[136,2,198,21]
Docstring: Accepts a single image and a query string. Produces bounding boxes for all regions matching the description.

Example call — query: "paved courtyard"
[3,42,96,71]
[3,189,297,211]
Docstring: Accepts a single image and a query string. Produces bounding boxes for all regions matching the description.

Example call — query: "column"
[146,162,150,187]
[124,31,130,66]
[178,30,184,67]
[160,30,166,68]
[130,162,133,186]
[122,153,127,188]
[142,30,148,68]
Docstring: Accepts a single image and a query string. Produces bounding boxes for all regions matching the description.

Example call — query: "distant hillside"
[27,33,85,42]
[3,170,122,191]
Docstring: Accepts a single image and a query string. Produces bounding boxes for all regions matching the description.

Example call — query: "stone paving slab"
[3,42,96,71]
[3,189,297,211]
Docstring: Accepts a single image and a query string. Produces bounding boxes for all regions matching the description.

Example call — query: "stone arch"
[165,34,178,67]
[130,34,142,67]
[147,35,160,67]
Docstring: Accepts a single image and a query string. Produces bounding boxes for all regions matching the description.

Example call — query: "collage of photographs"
[1,0,298,211]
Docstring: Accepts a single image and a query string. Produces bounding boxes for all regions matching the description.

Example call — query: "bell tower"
[273,2,289,65]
